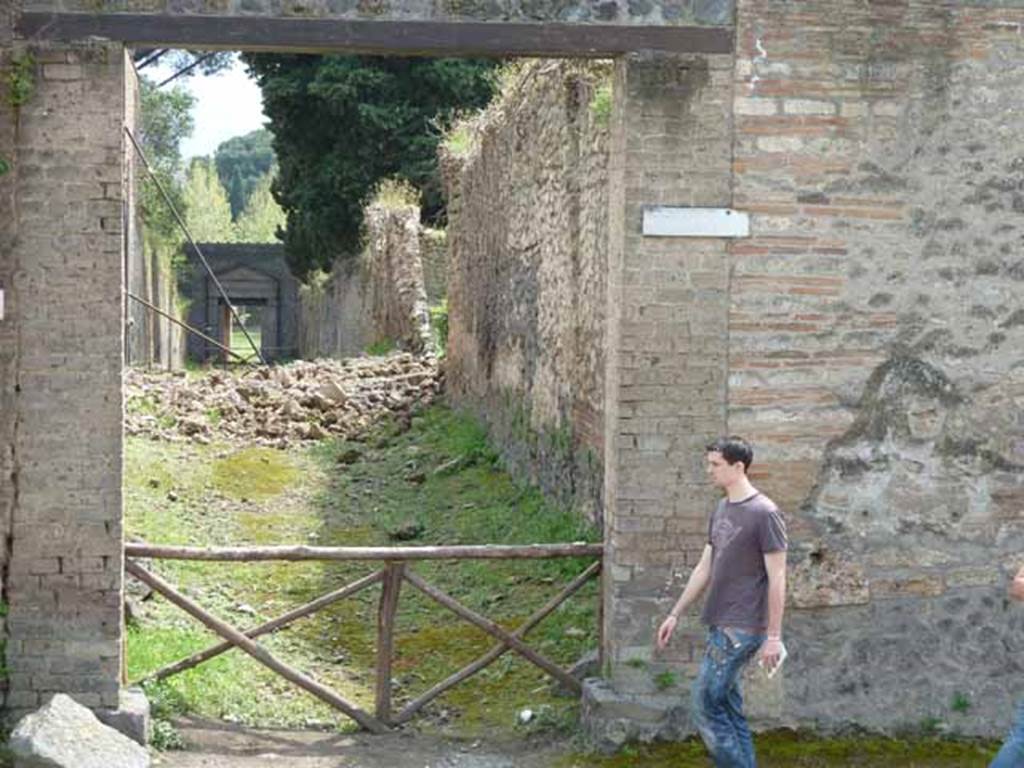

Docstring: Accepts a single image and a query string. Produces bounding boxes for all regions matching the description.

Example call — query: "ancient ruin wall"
[0,20,17,715]
[419,228,447,306]
[443,60,610,523]
[298,204,431,359]
[725,0,1024,736]
[0,42,126,713]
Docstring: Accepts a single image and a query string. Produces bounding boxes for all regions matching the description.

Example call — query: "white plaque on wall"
[642,207,750,238]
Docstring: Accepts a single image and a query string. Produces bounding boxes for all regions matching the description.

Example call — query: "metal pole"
[124,126,266,365]
[157,52,217,88]
[125,290,254,366]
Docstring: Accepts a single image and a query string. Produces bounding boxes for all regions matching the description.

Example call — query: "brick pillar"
[586,50,734,743]
[2,42,126,711]
[0,14,17,715]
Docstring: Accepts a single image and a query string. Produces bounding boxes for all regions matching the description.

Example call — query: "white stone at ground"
[9,693,150,768]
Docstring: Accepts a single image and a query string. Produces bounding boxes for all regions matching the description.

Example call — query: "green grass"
[559,732,1001,767]
[365,338,396,356]
[125,402,600,737]
[230,327,262,360]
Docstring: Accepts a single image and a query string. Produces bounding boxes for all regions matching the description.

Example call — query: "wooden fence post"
[375,561,404,723]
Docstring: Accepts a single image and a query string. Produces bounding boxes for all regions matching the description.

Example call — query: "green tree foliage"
[183,158,236,243]
[138,78,194,249]
[234,171,286,243]
[214,129,276,220]
[242,53,497,280]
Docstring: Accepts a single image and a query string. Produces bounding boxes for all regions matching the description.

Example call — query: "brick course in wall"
[0,42,126,712]
[728,0,1024,735]
[603,50,734,693]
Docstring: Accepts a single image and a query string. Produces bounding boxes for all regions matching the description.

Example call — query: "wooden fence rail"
[125,541,602,730]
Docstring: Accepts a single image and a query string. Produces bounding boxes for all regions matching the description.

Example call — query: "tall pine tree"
[242,54,498,280]
[184,158,236,243]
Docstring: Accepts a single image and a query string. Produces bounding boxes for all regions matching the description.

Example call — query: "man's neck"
[724,478,758,503]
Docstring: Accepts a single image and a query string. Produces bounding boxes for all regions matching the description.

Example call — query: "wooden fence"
[125,541,604,732]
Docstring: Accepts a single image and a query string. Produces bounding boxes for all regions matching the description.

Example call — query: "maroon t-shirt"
[700,492,787,632]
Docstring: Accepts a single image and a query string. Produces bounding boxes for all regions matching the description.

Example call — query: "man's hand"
[761,636,784,670]
[1010,566,1024,602]
[656,615,678,650]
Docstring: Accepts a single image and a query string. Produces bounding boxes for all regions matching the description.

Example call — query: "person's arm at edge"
[655,544,713,650]
[1011,564,1024,602]
[761,550,786,666]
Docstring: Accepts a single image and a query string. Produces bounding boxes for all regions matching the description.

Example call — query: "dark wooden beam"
[16,12,734,57]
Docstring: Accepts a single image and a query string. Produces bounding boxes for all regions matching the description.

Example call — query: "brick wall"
[1,43,125,711]
[0,18,18,714]
[442,60,611,524]
[729,0,1024,735]
[603,51,735,692]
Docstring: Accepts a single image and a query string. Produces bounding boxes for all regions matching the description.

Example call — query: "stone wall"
[124,62,184,370]
[298,203,431,359]
[182,242,300,363]
[419,228,447,306]
[0,14,18,716]
[721,0,1024,736]
[0,42,125,712]
[442,60,611,524]
[598,49,735,701]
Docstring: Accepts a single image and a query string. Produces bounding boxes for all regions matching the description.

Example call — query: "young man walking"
[991,565,1024,767]
[656,436,788,768]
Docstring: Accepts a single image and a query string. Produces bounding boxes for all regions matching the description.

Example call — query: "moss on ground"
[559,731,1000,767]
[125,403,598,736]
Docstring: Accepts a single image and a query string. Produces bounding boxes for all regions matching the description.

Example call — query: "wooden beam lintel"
[17,12,735,57]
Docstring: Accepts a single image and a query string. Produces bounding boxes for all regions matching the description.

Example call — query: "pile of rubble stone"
[125,353,441,447]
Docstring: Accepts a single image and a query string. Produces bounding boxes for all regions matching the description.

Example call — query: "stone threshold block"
[96,686,151,746]
[580,677,694,753]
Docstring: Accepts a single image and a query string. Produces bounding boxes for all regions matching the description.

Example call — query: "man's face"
[706,451,744,487]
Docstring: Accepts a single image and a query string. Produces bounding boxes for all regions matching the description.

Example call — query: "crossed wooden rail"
[125,542,604,733]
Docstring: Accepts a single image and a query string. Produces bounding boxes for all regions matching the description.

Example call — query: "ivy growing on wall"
[1,52,39,176]
[6,53,36,108]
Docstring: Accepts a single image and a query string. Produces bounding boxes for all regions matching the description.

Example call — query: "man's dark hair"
[705,436,754,471]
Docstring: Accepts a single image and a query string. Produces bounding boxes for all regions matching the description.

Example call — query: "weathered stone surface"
[95,687,151,746]
[298,205,432,358]
[10,693,150,768]
[442,60,611,526]
[1,41,127,714]
[580,678,691,752]
[125,353,440,447]
[727,0,1024,738]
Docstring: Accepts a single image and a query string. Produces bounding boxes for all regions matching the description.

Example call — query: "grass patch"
[125,403,599,738]
[559,732,1001,767]
[365,338,396,356]
[211,446,299,501]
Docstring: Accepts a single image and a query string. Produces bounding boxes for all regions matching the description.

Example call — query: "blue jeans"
[991,700,1024,768]
[692,626,765,768]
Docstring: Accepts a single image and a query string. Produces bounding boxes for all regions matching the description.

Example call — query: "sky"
[147,53,268,160]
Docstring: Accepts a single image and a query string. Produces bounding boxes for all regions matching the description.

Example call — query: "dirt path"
[152,717,573,768]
